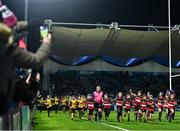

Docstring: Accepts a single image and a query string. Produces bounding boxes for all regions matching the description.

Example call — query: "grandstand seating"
[48,71,180,100]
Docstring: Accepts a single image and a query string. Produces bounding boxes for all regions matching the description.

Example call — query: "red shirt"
[157,96,164,108]
[87,101,94,109]
[125,100,131,109]
[168,100,176,109]
[147,99,154,111]
[140,100,147,111]
[103,99,111,109]
[134,96,141,107]
[116,97,123,107]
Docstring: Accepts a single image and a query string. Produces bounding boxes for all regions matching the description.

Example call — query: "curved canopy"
[51,26,180,67]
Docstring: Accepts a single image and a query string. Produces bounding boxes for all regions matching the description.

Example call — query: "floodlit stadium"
[0,0,180,130]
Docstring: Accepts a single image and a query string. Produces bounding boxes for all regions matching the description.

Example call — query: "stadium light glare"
[176,61,180,67]
[73,56,93,65]
[126,58,136,66]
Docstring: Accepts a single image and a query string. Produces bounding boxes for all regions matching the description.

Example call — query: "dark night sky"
[3,0,180,26]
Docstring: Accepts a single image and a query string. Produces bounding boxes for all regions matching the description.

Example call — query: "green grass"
[33,110,180,130]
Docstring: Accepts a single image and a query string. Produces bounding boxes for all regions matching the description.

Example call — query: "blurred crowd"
[49,71,85,96]
[49,71,179,99]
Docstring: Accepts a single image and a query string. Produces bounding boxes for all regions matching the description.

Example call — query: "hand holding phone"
[40,25,48,38]
[43,33,52,45]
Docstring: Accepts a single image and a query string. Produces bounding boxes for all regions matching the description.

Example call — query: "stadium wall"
[0,106,30,130]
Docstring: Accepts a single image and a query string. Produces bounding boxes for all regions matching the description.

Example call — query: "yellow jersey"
[45,98,52,108]
[68,99,71,107]
[61,98,66,106]
[38,99,44,103]
[71,99,77,109]
[54,97,59,105]
[37,99,44,106]
[78,98,85,108]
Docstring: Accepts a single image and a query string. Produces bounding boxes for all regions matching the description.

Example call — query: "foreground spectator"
[0,22,52,114]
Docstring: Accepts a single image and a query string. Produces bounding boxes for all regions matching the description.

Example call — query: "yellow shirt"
[46,98,52,108]
[37,99,44,105]
[71,99,77,109]
[61,98,66,106]
[78,98,85,108]
[40,99,45,104]
[68,99,71,106]
[54,98,59,105]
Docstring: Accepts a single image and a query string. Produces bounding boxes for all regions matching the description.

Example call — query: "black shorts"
[117,106,123,113]
[125,108,131,112]
[141,110,147,113]
[134,106,140,111]
[94,102,103,112]
[71,108,76,113]
[88,109,94,115]
[66,105,69,110]
[104,108,110,116]
[148,110,154,114]
[78,108,83,111]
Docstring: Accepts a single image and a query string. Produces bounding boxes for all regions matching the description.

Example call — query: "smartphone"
[40,25,48,38]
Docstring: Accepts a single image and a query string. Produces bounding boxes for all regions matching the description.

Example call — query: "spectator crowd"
[49,71,180,99]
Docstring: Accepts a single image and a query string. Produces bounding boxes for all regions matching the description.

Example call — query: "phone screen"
[40,25,48,38]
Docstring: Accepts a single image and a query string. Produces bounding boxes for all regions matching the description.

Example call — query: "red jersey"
[125,99,131,109]
[140,100,147,111]
[168,100,176,109]
[157,96,164,108]
[147,99,154,112]
[116,96,123,107]
[134,96,141,107]
[103,98,111,109]
[87,101,94,109]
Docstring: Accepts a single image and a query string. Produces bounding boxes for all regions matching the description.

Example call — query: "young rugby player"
[124,94,131,121]
[103,94,111,121]
[86,94,94,121]
[70,96,77,120]
[116,92,124,122]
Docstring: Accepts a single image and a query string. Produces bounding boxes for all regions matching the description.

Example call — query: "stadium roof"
[51,26,180,66]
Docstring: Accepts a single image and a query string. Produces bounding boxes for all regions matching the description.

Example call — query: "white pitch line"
[101,122,129,131]
[81,117,129,131]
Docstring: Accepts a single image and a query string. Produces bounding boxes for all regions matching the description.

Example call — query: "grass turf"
[33,110,180,130]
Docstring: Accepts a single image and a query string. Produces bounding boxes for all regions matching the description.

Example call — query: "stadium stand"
[49,71,179,100]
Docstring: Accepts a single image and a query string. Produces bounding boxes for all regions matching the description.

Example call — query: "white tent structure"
[51,25,180,61]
